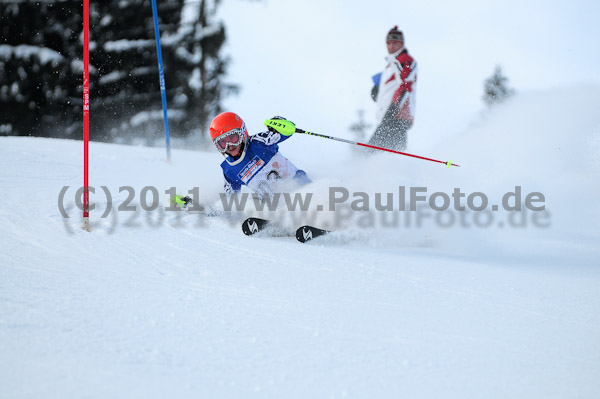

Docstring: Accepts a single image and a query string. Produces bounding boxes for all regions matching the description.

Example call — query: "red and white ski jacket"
[374,48,417,124]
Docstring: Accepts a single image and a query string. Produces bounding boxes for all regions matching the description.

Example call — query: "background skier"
[369,26,418,151]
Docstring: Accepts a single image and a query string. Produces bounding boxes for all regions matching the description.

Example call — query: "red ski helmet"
[209,112,249,154]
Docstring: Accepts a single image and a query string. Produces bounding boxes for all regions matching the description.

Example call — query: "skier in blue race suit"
[209,112,311,198]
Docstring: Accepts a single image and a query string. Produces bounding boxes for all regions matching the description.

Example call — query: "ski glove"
[264,116,296,136]
[173,195,193,209]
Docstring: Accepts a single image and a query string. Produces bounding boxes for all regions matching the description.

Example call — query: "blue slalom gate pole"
[151,0,171,161]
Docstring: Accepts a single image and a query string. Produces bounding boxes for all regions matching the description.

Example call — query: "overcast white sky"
[217,0,600,151]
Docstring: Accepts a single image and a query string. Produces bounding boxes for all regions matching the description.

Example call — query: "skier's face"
[226,143,243,157]
[386,40,403,54]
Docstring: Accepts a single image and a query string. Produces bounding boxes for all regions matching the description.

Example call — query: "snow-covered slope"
[1,87,599,398]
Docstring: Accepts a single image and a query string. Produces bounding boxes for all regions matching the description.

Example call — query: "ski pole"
[298,128,459,168]
[265,119,460,167]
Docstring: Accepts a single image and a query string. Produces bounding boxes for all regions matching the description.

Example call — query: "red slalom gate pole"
[296,128,460,168]
[82,0,90,231]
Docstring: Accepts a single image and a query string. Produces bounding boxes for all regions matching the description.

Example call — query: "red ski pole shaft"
[296,129,460,168]
[83,0,90,230]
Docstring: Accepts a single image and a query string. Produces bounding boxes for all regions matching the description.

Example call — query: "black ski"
[242,218,330,242]
[241,217,270,236]
[295,225,330,243]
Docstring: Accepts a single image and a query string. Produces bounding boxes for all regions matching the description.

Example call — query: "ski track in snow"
[1,88,600,398]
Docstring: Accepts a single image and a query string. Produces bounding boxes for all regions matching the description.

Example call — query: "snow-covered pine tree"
[482,65,515,106]
[87,0,238,143]
[173,0,239,143]
[0,0,237,143]
[0,1,82,138]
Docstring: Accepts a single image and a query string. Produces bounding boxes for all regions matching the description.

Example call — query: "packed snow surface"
[1,87,600,398]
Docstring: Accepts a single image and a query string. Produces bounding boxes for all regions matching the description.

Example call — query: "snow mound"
[1,86,599,398]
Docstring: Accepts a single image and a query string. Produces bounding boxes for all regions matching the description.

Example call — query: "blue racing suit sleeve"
[250,130,292,147]
[223,173,241,195]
